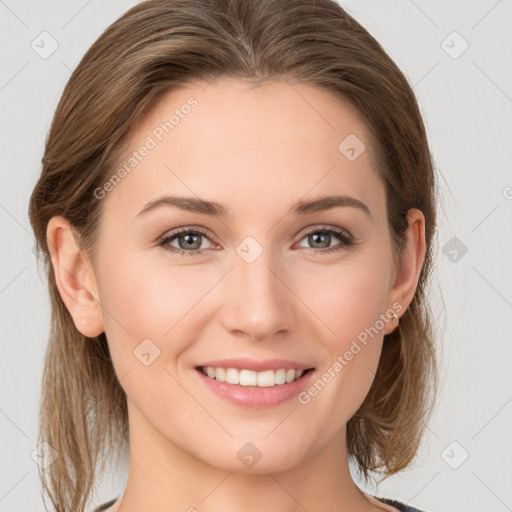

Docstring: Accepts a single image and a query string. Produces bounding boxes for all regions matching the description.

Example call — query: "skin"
[47,77,426,512]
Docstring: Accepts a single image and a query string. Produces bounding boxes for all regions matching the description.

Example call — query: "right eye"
[159,227,217,256]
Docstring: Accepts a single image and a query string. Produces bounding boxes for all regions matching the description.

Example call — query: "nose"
[219,250,297,342]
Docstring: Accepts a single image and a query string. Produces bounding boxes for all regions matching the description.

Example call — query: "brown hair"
[28,0,438,510]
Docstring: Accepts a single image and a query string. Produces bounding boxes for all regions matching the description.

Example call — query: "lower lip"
[196,368,315,408]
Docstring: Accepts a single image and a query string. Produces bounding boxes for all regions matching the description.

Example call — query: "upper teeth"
[202,367,305,387]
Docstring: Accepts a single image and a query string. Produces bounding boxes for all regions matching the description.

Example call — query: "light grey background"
[1,1,511,511]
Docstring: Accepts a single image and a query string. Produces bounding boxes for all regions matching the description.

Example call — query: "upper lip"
[196,358,315,372]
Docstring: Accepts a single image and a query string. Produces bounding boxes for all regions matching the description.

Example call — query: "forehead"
[102,77,384,220]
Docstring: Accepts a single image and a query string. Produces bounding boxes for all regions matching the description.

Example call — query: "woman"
[29,0,438,511]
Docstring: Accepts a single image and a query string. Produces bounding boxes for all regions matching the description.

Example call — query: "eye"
[159,227,216,256]
[295,226,354,254]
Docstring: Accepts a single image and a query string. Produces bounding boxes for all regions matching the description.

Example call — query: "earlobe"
[46,216,104,337]
[386,208,427,332]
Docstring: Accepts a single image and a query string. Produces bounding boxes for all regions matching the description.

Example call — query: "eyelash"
[158,225,354,257]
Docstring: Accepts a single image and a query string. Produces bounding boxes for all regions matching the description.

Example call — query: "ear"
[46,216,104,337]
[384,208,427,334]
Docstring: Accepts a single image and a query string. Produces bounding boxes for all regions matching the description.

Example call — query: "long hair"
[28,1,438,510]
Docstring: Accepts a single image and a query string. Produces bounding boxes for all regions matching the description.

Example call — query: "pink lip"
[196,358,314,372]
[195,367,316,408]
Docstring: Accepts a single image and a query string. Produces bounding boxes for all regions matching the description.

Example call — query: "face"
[87,77,404,473]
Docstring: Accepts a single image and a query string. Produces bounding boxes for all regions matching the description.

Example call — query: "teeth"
[240,369,257,386]
[201,366,307,387]
[225,368,240,384]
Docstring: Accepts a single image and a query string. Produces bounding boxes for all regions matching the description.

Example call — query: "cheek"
[95,252,194,356]
[299,255,391,347]
[294,251,391,410]
[95,248,223,371]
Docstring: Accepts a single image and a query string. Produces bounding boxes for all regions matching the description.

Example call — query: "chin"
[198,440,309,475]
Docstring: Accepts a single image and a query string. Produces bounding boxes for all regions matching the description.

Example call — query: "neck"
[114,401,376,512]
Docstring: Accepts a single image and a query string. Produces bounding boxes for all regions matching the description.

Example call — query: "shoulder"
[375,496,430,512]
[93,495,428,512]
[92,498,118,512]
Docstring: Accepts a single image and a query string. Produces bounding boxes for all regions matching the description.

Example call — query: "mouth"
[195,365,316,409]
[196,365,315,388]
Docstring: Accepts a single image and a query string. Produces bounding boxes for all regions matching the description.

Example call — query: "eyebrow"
[136,194,371,219]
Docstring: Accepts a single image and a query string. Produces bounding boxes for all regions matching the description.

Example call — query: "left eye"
[295,227,352,252]
[159,226,353,256]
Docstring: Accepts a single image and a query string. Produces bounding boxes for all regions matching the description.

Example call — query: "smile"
[195,363,316,408]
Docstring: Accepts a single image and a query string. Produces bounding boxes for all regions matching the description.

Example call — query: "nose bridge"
[222,240,295,339]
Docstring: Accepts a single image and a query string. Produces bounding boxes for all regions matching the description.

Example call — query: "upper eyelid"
[159,226,216,244]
